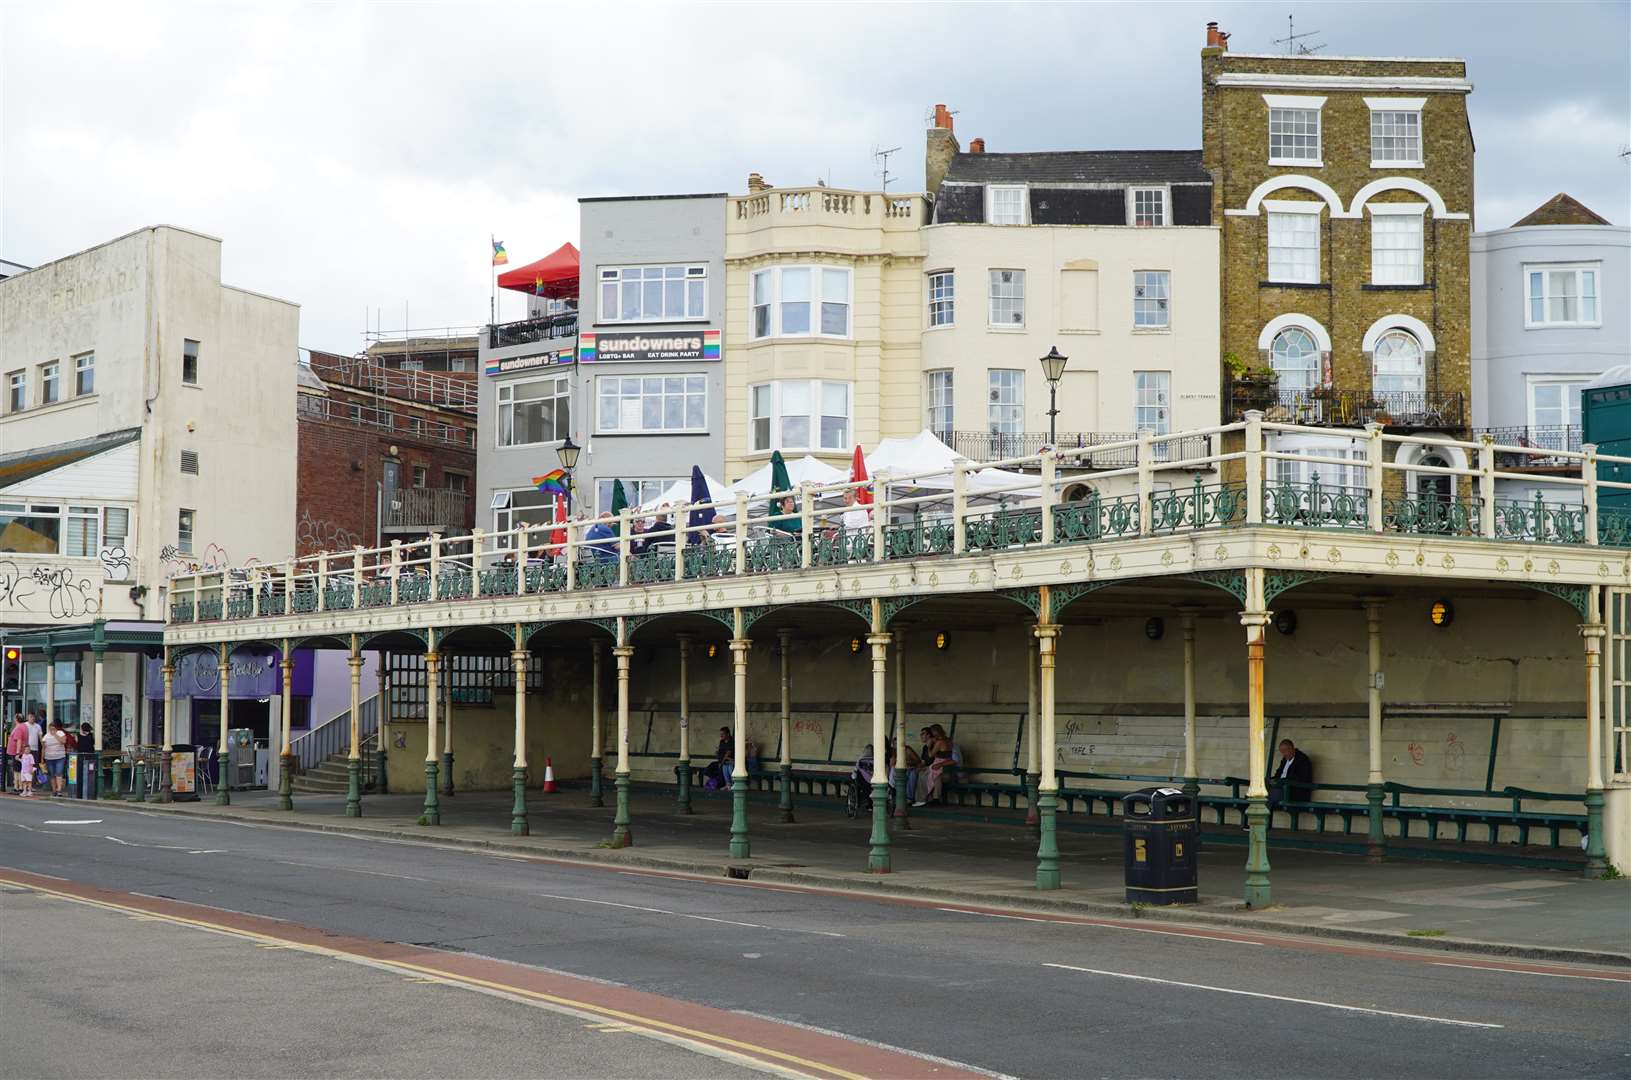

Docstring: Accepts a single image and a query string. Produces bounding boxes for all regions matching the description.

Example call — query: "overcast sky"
[3,1,1627,353]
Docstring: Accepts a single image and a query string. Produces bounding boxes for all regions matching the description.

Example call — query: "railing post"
[800,489,813,569]
[251,567,262,618]
[1479,433,1497,539]
[565,521,577,591]
[471,528,485,595]
[872,483,887,563]
[284,564,295,614]
[1040,450,1057,545]
[317,553,329,611]
[1137,431,1154,536]
[734,493,749,575]
[389,541,402,606]
[953,464,968,554]
[618,511,632,586]
[352,546,364,608]
[1365,422,1384,532]
[1584,442,1600,546]
[429,533,442,597]
[674,502,688,583]
[1244,410,1264,526]
[517,526,530,593]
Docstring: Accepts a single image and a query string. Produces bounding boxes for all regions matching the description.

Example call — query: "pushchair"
[845,744,899,818]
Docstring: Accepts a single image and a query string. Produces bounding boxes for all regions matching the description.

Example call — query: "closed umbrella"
[768,451,799,533]
[849,445,872,504]
[545,495,567,557]
[686,465,716,545]
[609,480,629,515]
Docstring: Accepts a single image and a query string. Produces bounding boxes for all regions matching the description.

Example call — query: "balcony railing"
[1227,384,1467,431]
[382,487,470,530]
[488,312,579,350]
[1474,425,1582,469]
[731,187,925,230]
[947,431,1213,468]
[296,394,476,448]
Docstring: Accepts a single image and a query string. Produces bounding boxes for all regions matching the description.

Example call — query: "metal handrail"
[290,694,380,772]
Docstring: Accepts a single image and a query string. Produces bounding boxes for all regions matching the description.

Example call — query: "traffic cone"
[542,757,557,794]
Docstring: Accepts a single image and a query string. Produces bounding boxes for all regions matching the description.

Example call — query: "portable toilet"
[1584,367,1631,513]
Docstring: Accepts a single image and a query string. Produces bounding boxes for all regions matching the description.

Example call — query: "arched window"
[1372,330,1425,397]
[1270,328,1320,393]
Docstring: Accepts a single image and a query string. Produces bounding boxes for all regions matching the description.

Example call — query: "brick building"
[295,350,477,557]
[1201,22,1474,497]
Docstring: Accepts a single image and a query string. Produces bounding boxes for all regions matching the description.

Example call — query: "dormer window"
[987,185,1026,225]
[1129,187,1166,226]
[1264,94,1326,166]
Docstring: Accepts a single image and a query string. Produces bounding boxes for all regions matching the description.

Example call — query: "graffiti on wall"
[99,544,132,581]
[0,560,98,619]
[298,508,361,552]
[160,542,231,575]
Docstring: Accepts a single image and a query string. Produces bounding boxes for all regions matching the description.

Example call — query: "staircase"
[291,749,357,794]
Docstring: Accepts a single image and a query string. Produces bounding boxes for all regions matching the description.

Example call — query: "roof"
[942,149,1210,186]
[1512,193,1612,228]
[0,427,142,489]
[295,362,329,393]
[579,193,727,203]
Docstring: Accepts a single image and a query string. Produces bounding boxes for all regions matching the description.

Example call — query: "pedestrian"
[3,711,25,791]
[17,746,36,797]
[40,720,70,797]
[1267,738,1314,808]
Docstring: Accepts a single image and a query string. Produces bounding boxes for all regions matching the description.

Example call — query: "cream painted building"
[722,180,926,480]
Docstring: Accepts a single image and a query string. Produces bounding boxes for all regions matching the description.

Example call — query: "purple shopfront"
[145,648,315,749]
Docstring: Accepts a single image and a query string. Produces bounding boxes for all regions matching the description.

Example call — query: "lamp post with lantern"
[556,436,581,514]
[1040,346,1069,448]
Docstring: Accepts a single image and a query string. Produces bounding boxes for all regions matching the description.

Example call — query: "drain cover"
[725,865,753,879]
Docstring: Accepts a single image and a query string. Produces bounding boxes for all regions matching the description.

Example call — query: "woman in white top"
[40,721,70,797]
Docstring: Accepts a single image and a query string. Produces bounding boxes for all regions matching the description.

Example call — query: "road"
[1,796,1626,1079]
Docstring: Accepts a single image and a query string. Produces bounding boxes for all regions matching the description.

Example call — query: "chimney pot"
[933,103,954,132]
[747,172,771,193]
[969,138,986,154]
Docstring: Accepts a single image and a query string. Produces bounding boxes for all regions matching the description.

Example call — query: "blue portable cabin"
[1583,366,1631,512]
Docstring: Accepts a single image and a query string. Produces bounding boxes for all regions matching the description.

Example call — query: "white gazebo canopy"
[866,429,1038,498]
[637,471,733,513]
[731,454,849,497]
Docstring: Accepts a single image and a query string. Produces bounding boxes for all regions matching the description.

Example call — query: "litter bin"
[1122,787,1198,905]
[74,751,98,799]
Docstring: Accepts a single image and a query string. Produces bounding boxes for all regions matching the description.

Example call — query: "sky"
[3,1,1628,353]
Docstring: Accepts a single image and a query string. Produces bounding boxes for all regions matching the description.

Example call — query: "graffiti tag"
[99,545,132,581]
[297,509,360,553]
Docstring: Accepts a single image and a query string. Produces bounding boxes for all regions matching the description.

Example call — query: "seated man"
[584,513,618,561]
[1266,738,1314,808]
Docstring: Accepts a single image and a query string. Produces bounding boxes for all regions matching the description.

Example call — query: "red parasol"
[849,445,872,505]
[497,241,580,299]
[545,494,568,556]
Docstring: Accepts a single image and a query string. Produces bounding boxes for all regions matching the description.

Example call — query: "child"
[18,748,36,797]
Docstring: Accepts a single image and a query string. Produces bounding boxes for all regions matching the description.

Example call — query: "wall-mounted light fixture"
[1430,599,1455,628]
[1145,617,1164,641]
[1274,610,1298,636]
[850,637,862,654]
[706,642,719,659]
[934,631,948,650]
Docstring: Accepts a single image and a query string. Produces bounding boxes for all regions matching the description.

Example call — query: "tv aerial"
[874,144,903,191]
[1274,15,1325,55]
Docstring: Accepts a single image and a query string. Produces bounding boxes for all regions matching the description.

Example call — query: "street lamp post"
[1040,346,1069,448]
[557,436,581,514]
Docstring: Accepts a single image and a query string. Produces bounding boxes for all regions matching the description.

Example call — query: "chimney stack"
[747,172,772,193]
[924,102,961,201]
[969,138,986,154]
[1205,21,1230,50]
[933,103,954,131]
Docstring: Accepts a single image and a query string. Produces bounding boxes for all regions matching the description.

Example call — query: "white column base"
[1603,785,1631,875]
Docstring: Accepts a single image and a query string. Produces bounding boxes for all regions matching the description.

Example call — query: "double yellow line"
[2,877,864,1080]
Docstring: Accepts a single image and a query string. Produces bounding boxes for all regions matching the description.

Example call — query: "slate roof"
[942,150,1211,186]
[0,427,142,490]
[1511,193,1612,228]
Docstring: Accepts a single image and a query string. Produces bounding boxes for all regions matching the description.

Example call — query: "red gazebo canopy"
[497,241,580,299]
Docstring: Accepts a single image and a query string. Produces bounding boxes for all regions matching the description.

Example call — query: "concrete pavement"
[1,794,1626,1079]
[97,782,1631,962]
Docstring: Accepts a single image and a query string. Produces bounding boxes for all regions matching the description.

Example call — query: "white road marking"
[8,822,35,831]
[1431,962,1629,984]
[535,892,844,937]
[43,819,102,825]
[1044,963,1503,1028]
[733,1010,1017,1079]
[187,849,226,855]
[273,859,432,883]
[937,906,1263,944]
[104,836,133,845]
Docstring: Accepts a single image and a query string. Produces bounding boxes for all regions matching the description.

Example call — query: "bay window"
[928,270,955,327]
[988,269,1025,327]
[750,266,852,339]
[1528,378,1586,434]
[1526,265,1601,327]
[747,380,852,452]
[496,375,572,447]
[926,371,954,440]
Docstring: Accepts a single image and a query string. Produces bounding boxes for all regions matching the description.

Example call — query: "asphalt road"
[1,797,1626,1079]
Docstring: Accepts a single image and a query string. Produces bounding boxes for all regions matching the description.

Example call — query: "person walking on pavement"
[40,720,70,797]
[4,712,27,791]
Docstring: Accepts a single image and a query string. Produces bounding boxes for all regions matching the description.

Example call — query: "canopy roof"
[497,242,580,298]
[866,429,1037,497]
[637,471,733,513]
[732,454,848,497]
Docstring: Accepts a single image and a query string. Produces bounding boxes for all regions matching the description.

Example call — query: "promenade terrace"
[163,415,1631,899]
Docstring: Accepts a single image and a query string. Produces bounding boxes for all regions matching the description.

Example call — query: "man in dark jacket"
[1267,738,1314,807]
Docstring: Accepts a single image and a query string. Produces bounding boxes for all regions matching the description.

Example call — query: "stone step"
[290,776,350,794]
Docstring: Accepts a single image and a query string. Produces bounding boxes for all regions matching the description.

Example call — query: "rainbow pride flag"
[532,469,570,494]
[492,239,509,266]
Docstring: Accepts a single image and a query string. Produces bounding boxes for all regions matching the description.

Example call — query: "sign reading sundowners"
[580,328,720,363]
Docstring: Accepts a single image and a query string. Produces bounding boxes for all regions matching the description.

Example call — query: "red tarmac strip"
[0,867,991,1080]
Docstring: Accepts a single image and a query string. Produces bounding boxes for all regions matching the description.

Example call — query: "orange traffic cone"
[542,757,557,794]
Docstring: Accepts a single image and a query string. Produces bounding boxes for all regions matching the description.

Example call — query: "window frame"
[747,265,853,341]
[926,269,955,328]
[925,370,955,440]
[987,269,1026,329]
[7,369,26,412]
[1134,371,1171,436]
[1128,186,1169,227]
[182,339,200,386]
[1132,270,1172,330]
[1525,375,1589,433]
[597,264,709,324]
[1269,327,1322,394]
[491,487,559,540]
[1265,201,1323,285]
[594,372,709,436]
[73,352,95,396]
[745,379,854,453]
[1368,204,1427,286]
[595,478,676,516]
[39,361,61,406]
[178,508,196,555]
[986,184,1028,225]
[1523,262,1603,329]
[1371,330,1426,396]
[1365,97,1426,168]
[987,369,1025,435]
[1264,94,1326,166]
[495,374,573,449]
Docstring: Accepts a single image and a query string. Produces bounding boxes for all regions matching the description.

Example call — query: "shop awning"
[497,242,580,299]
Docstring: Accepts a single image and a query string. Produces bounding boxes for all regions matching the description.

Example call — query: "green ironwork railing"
[290,588,319,614]
[1150,480,1248,533]
[171,599,195,623]
[1495,494,1585,545]
[225,594,254,620]
[965,508,1042,552]
[1262,478,1369,531]
[574,558,620,590]
[682,543,738,580]
[812,528,872,567]
[1053,492,1141,542]
[479,566,519,597]
[1382,493,1479,537]
[628,549,676,584]
[882,521,955,560]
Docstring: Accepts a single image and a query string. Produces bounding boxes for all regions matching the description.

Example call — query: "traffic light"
[2,647,19,693]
